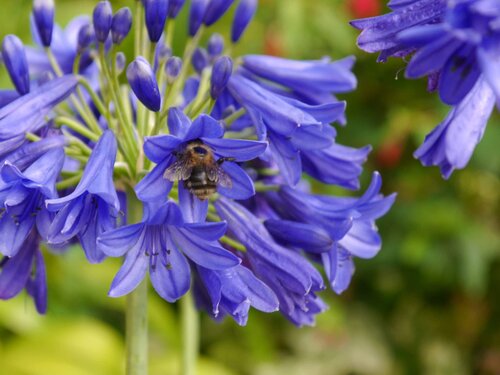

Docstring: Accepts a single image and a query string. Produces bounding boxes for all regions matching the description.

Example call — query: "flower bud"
[156,44,172,66]
[191,48,209,74]
[210,56,232,99]
[127,57,161,112]
[168,0,186,18]
[93,1,113,43]
[77,23,95,52]
[207,33,224,58]
[231,0,257,43]
[203,0,235,26]
[143,0,169,43]
[1,35,30,95]
[32,0,55,47]
[111,7,132,45]
[189,0,208,37]
[115,52,126,74]
[165,56,182,83]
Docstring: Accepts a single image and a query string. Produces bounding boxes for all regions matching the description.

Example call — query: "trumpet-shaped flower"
[98,200,240,301]
[46,131,119,263]
[0,148,64,257]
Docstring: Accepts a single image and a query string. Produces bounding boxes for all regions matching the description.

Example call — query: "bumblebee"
[164,140,233,200]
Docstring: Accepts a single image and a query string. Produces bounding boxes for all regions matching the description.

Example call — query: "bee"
[164,140,233,200]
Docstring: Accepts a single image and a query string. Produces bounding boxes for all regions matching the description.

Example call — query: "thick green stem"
[181,292,199,375]
[125,191,148,375]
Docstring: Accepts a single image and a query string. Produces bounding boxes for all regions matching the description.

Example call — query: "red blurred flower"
[347,0,381,18]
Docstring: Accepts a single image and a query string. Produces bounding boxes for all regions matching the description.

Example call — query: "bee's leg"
[217,157,236,165]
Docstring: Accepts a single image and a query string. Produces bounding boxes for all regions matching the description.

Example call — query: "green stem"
[224,108,246,127]
[181,292,199,375]
[220,236,247,252]
[56,172,83,190]
[125,190,148,375]
[54,117,99,142]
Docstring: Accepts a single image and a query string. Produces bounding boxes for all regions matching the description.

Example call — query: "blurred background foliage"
[1,0,499,374]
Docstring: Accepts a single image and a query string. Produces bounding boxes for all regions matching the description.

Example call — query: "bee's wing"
[163,158,192,182]
[208,164,232,188]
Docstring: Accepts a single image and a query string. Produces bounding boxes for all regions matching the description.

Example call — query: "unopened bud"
[111,7,132,45]
[143,0,169,42]
[127,57,161,112]
[210,56,232,99]
[1,35,30,95]
[232,0,257,43]
[93,1,113,43]
[32,0,55,47]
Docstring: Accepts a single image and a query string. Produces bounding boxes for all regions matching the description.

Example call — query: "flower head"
[351,0,500,176]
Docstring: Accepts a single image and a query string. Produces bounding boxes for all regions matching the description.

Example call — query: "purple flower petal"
[217,162,255,200]
[202,138,267,162]
[171,228,240,269]
[150,243,190,302]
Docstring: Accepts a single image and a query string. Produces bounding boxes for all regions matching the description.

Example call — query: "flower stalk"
[181,292,199,375]
[125,190,148,375]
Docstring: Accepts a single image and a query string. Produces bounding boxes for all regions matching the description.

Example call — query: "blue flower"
[351,0,500,176]
[414,78,496,178]
[210,56,233,99]
[111,7,133,45]
[215,197,327,326]
[242,55,357,100]
[166,56,182,83]
[0,229,47,314]
[301,142,372,190]
[207,33,224,58]
[189,0,209,37]
[46,131,120,263]
[127,57,162,112]
[228,73,348,185]
[0,148,64,257]
[143,0,169,43]
[0,75,77,142]
[32,0,55,47]
[231,0,257,43]
[168,0,186,19]
[136,108,267,215]
[1,135,67,172]
[2,35,30,95]
[203,0,235,26]
[265,172,396,294]
[350,0,446,62]
[97,199,240,301]
[93,1,113,43]
[194,264,279,326]
[28,16,96,75]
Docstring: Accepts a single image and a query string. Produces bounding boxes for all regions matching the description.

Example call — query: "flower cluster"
[0,0,394,326]
[351,0,500,178]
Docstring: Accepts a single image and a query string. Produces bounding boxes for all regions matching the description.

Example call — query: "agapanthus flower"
[46,131,119,263]
[0,230,47,313]
[351,0,500,177]
[263,172,396,294]
[0,148,64,257]
[0,0,394,333]
[215,197,327,326]
[137,108,267,209]
[194,264,279,326]
[98,199,240,301]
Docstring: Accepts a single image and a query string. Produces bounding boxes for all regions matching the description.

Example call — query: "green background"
[1,0,499,374]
